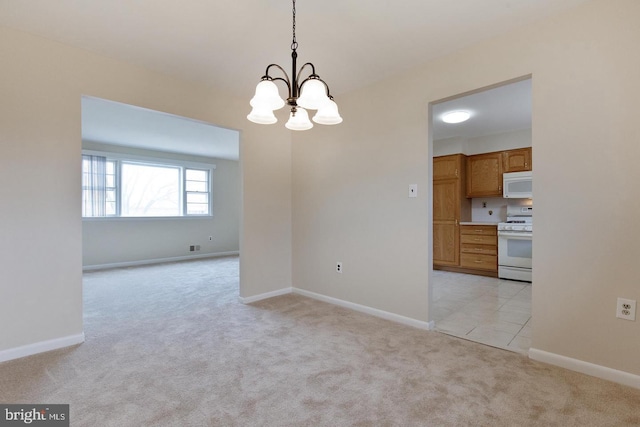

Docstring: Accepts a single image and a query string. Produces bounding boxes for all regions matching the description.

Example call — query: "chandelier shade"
[247,0,342,130]
[285,107,313,131]
[312,100,343,125]
[249,80,285,110]
[247,105,278,124]
[297,78,331,110]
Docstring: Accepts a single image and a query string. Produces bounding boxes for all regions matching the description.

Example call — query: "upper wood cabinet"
[433,154,461,180]
[466,152,503,198]
[503,147,532,172]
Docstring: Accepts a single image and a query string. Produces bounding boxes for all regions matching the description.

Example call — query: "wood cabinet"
[466,152,503,198]
[503,147,532,172]
[433,154,471,268]
[433,154,461,180]
[466,147,532,197]
[459,225,498,273]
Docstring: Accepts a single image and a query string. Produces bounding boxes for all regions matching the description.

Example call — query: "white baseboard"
[83,251,239,271]
[0,333,85,364]
[529,348,640,390]
[240,287,293,304]
[293,288,433,330]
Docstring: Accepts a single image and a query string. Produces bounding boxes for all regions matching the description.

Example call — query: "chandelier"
[247,0,342,131]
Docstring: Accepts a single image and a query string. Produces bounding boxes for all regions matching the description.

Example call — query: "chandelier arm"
[264,64,291,86]
[264,64,293,98]
[295,62,318,88]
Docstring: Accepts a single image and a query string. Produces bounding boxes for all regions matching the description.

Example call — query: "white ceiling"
[3,1,577,157]
[432,78,531,141]
[0,0,589,98]
[82,97,240,160]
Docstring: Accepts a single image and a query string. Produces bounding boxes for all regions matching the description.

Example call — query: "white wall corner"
[0,333,85,364]
[529,348,640,390]
[240,287,293,304]
[293,288,432,330]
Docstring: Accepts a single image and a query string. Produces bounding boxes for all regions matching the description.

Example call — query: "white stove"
[497,221,532,233]
[498,202,532,282]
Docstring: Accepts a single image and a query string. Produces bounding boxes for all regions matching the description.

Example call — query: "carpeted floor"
[1,256,639,426]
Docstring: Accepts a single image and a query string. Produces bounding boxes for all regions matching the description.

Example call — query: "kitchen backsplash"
[471,197,507,223]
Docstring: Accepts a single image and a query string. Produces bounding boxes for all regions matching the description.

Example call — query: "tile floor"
[431,270,531,354]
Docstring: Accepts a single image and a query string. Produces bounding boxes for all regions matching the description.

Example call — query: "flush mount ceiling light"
[247,0,342,131]
[442,111,471,124]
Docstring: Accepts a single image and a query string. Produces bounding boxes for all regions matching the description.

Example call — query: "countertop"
[459,222,499,226]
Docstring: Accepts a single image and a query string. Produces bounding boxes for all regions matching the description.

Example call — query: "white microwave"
[503,171,532,198]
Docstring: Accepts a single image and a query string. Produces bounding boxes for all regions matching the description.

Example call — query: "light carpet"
[1,257,639,426]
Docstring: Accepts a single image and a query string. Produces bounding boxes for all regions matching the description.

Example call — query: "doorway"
[80,96,241,270]
[429,77,533,353]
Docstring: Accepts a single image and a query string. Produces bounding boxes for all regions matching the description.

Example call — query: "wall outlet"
[189,245,195,252]
[195,245,201,251]
[336,262,343,274]
[209,236,213,241]
[616,298,636,321]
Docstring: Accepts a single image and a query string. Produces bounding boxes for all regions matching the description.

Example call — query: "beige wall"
[293,0,640,375]
[2,0,638,379]
[81,144,241,268]
[0,26,292,352]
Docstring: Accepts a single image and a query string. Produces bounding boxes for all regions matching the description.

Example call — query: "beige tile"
[466,327,515,348]
[517,325,532,338]
[435,318,478,336]
[432,271,532,350]
[431,306,454,321]
[445,310,494,324]
[496,310,531,325]
[501,300,531,311]
[479,319,525,335]
[507,335,531,353]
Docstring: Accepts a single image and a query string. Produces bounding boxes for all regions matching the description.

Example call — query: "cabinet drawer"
[460,253,497,271]
[460,225,497,236]
[461,244,497,256]
[460,234,497,245]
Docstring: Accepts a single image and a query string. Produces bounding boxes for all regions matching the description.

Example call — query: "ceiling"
[432,78,531,141]
[3,1,577,157]
[0,0,589,99]
[82,97,240,160]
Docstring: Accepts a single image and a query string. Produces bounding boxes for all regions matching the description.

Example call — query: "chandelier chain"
[291,0,298,51]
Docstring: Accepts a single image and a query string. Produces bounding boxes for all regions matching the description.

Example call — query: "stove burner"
[507,220,526,223]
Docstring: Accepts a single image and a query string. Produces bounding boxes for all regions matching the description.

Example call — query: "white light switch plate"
[409,184,418,198]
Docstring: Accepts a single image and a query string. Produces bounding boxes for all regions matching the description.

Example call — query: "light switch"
[409,184,418,198]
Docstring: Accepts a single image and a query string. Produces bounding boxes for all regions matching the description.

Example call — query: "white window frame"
[82,149,215,219]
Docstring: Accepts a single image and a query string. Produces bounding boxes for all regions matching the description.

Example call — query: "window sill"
[82,216,213,221]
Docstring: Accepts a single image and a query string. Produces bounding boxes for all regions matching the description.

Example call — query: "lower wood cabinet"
[459,225,498,273]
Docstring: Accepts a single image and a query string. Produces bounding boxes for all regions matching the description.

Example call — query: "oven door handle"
[498,232,532,240]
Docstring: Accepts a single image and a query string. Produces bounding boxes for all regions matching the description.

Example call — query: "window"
[82,152,212,218]
[185,169,210,215]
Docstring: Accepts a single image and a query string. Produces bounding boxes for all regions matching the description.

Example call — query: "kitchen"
[431,78,533,353]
